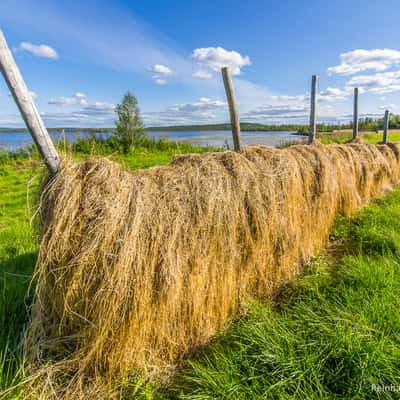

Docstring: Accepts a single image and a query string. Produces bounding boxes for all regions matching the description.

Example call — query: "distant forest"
[1,116,400,134]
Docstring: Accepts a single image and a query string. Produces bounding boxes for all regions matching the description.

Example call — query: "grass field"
[1,141,400,398]
[319,130,400,144]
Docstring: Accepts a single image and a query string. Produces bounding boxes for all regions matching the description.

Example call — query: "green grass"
[319,130,400,145]
[1,142,400,399]
[0,161,42,394]
[60,135,216,170]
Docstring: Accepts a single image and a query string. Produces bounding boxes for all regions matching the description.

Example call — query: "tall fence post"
[383,110,390,144]
[308,75,318,144]
[0,29,59,174]
[221,67,241,152]
[352,87,359,140]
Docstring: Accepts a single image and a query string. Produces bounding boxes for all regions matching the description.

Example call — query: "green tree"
[114,92,146,150]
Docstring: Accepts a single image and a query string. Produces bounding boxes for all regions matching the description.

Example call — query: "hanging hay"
[22,142,400,398]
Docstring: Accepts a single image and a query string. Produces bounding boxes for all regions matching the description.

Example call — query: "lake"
[0,130,304,151]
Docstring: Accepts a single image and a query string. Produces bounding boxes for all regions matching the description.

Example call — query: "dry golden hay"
[21,142,400,398]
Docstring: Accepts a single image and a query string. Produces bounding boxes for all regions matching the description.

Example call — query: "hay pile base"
[24,143,400,398]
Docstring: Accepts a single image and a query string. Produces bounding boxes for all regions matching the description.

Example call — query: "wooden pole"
[221,67,241,152]
[383,110,390,144]
[0,29,59,174]
[308,75,318,144]
[352,87,359,140]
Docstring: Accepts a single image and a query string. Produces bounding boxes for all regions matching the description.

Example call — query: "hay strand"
[22,143,400,398]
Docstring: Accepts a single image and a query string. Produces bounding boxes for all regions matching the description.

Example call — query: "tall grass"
[0,163,41,398]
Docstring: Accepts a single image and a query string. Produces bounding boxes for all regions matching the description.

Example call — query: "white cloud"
[192,46,251,75]
[148,64,173,84]
[155,78,167,85]
[48,93,114,113]
[379,104,397,112]
[241,90,350,123]
[167,97,226,113]
[328,49,400,76]
[192,70,213,79]
[82,101,115,114]
[319,87,353,101]
[345,71,400,94]
[148,64,173,76]
[48,96,80,106]
[243,104,308,119]
[143,97,226,125]
[74,92,87,98]
[268,95,307,102]
[239,93,309,122]
[370,85,400,94]
[18,41,58,59]
[41,100,115,127]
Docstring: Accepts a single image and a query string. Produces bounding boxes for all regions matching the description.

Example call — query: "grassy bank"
[0,161,41,393]
[1,141,400,398]
[319,130,400,144]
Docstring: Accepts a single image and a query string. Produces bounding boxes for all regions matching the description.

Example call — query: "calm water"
[0,130,303,151]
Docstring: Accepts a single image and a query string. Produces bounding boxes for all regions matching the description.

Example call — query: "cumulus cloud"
[148,64,173,76]
[192,70,213,79]
[143,97,227,125]
[319,87,354,101]
[328,49,400,76]
[74,92,87,98]
[345,71,400,94]
[18,41,58,59]
[82,101,116,114]
[241,91,347,123]
[47,92,115,125]
[167,97,226,113]
[155,78,167,85]
[239,93,310,122]
[243,104,308,120]
[192,46,251,75]
[267,95,307,102]
[378,104,398,113]
[48,93,89,106]
[148,64,173,84]
[48,96,81,106]
[41,110,114,126]
[41,100,115,127]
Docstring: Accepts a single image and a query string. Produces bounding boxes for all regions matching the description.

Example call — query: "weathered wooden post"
[308,75,318,144]
[221,66,241,152]
[352,87,359,140]
[383,110,390,144]
[0,29,59,174]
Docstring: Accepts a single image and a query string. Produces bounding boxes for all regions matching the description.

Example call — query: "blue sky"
[1,0,400,127]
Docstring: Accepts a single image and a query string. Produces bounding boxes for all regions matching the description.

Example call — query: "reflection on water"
[0,130,304,151]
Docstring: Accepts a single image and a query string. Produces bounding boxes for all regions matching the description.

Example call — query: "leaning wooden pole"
[0,29,59,174]
[221,66,241,152]
[352,87,359,140]
[308,75,318,144]
[383,110,390,144]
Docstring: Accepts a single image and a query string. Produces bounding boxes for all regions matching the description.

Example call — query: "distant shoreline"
[0,123,304,134]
